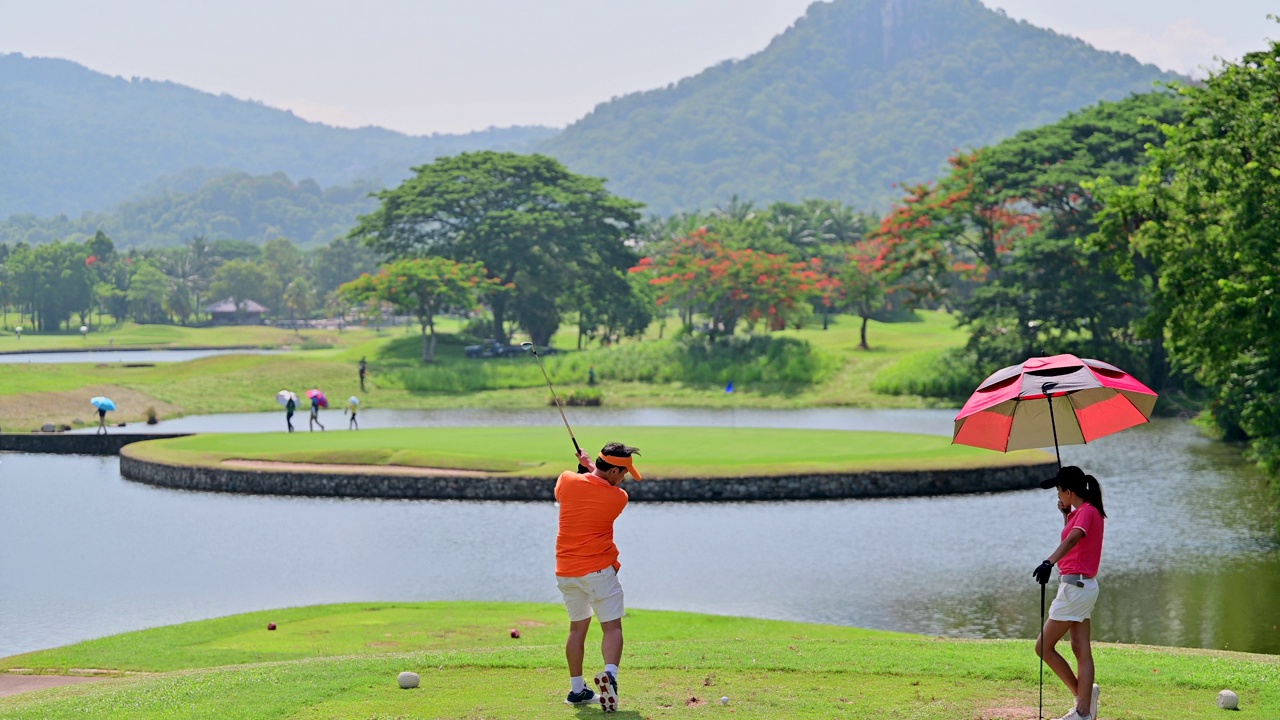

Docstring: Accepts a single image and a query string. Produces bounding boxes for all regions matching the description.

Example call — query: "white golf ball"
[397,671,420,689]
[1217,689,1239,710]
[720,696,729,704]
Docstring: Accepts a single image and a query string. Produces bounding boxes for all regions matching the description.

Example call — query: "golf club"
[521,342,581,453]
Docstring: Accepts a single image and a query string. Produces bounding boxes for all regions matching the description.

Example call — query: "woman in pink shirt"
[1032,465,1106,720]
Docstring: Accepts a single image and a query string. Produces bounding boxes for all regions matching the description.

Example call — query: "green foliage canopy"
[350,152,645,347]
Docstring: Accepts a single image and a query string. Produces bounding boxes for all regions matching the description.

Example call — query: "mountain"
[0,171,381,248]
[0,53,558,218]
[538,0,1184,214]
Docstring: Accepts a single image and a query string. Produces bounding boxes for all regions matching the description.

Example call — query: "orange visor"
[600,454,642,481]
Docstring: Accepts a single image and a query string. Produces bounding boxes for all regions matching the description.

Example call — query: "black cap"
[1040,465,1087,490]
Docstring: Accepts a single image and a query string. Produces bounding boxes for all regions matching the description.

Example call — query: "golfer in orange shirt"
[555,441,641,713]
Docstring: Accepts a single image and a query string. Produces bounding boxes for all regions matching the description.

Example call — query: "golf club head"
[520,341,537,356]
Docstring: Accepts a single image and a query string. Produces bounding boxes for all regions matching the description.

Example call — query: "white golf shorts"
[556,566,625,623]
[1049,577,1100,622]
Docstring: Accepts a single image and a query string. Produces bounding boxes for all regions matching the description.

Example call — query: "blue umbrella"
[90,396,116,412]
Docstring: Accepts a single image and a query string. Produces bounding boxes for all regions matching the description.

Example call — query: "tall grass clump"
[871,347,985,400]
[393,335,836,393]
[550,335,837,387]
[393,361,547,393]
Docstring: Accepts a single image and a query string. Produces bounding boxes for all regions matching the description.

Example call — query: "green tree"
[209,260,281,321]
[283,277,316,330]
[340,258,492,362]
[7,241,93,330]
[350,152,643,346]
[127,260,169,323]
[1094,42,1280,475]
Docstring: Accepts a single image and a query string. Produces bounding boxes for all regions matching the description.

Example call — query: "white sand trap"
[222,459,494,477]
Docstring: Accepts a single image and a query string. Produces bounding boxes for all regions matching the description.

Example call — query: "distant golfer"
[345,396,359,430]
[554,441,641,712]
[309,395,325,432]
[358,357,368,392]
[285,396,296,433]
[1033,465,1106,720]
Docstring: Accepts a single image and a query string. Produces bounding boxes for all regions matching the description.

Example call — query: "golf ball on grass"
[397,672,420,689]
[720,696,729,705]
[1217,689,1239,710]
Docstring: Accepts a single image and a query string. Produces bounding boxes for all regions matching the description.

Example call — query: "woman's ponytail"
[1082,475,1107,518]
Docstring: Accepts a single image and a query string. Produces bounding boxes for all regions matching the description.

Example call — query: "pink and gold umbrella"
[953,354,1158,466]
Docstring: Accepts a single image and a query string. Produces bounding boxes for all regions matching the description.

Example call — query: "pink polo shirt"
[1058,502,1104,577]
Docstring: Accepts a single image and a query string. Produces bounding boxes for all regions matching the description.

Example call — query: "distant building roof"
[206,298,269,314]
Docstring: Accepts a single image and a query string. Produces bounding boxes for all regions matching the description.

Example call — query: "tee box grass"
[0,602,1275,719]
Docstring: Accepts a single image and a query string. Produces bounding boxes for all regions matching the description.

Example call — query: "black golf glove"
[1032,560,1054,585]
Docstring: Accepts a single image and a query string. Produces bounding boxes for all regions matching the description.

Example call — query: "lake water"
[0,349,280,365]
[3,411,1278,659]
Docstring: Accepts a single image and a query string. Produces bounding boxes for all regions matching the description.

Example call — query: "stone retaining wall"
[1,433,192,456]
[120,450,1055,502]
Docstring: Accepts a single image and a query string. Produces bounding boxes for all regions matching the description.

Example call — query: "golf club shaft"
[1039,581,1046,720]
[531,350,581,453]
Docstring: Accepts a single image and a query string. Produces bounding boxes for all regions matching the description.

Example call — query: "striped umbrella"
[952,354,1158,467]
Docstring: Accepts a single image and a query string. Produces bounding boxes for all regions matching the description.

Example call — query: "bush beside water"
[392,335,836,394]
[871,348,985,400]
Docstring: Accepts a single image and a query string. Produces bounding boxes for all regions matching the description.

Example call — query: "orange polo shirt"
[554,470,629,577]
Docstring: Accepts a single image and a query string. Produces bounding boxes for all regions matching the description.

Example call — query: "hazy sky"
[1,1,1273,135]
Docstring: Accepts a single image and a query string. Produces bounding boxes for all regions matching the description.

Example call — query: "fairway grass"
[1,602,1275,719]
[124,426,1051,477]
[0,312,972,431]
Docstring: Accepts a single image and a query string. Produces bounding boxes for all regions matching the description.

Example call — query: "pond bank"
[120,448,1054,501]
[0,432,192,456]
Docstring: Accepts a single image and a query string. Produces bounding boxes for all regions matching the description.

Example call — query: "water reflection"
[3,413,1277,660]
[0,349,280,364]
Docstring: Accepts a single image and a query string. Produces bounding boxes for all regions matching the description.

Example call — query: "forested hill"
[538,0,1183,214]
[0,53,557,218]
[0,171,381,249]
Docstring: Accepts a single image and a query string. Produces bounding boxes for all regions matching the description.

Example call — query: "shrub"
[299,339,335,350]
[871,348,985,400]
[547,335,836,387]
[144,406,159,424]
[560,388,603,406]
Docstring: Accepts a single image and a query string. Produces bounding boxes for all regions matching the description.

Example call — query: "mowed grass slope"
[0,312,971,430]
[1,602,1276,719]
[124,426,1051,477]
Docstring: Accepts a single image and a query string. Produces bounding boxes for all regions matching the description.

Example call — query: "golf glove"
[1032,560,1054,585]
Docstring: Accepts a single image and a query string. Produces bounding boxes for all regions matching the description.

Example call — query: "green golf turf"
[0,602,1274,719]
[123,426,1050,477]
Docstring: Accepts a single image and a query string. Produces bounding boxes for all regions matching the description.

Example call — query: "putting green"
[124,426,1050,478]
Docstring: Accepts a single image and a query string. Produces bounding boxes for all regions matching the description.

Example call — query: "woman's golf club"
[521,342,581,453]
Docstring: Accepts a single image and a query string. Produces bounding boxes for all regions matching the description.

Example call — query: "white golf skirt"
[1049,576,1099,622]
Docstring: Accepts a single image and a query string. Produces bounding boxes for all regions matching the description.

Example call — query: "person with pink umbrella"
[953,353,1156,720]
[306,389,327,432]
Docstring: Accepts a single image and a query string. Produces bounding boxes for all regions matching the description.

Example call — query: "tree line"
[342,151,878,364]
[870,39,1280,478]
[0,232,379,331]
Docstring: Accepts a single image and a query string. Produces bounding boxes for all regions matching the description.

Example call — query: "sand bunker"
[222,459,493,477]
